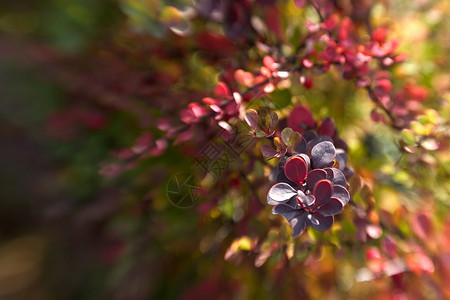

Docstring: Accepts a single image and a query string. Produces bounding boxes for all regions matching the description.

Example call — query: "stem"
[365,86,403,130]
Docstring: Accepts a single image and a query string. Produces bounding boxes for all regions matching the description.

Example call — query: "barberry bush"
[1,0,450,299]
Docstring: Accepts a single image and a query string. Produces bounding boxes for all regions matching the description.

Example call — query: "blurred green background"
[1,0,450,299]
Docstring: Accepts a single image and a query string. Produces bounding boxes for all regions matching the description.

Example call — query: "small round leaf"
[284,155,308,184]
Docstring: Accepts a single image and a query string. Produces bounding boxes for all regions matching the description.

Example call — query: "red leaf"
[287,106,315,133]
[317,117,336,138]
[235,69,254,87]
[214,82,231,98]
[284,155,308,184]
[313,179,333,206]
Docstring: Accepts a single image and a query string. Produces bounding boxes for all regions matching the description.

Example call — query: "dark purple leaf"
[310,141,336,168]
[343,166,355,180]
[324,168,346,186]
[275,170,296,186]
[273,204,297,221]
[268,168,278,182]
[334,138,349,152]
[317,117,336,138]
[332,185,350,205]
[306,136,333,152]
[290,213,307,237]
[284,155,308,184]
[310,214,334,231]
[274,147,288,158]
[335,148,347,170]
[268,111,278,132]
[306,169,327,190]
[296,190,315,207]
[267,183,297,203]
[303,131,318,142]
[224,2,252,40]
[295,137,307,153]
[245,109,258,130]
[195,0,224,19]
[355,218,369,242]
[297,153,310,170]
[318,198,343,216]
[277,156,289,169]
[307,213,320,225]
[285,197,301,209]
[313,179,333,206]
[261,144,278,158]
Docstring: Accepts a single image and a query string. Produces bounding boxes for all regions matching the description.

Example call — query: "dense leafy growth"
[1,0,450,299]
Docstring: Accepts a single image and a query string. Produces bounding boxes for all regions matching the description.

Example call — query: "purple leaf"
[268,111,279,132]
[313,179,333,206]
[290,213,307,237]
[311,141,336,168]
[285,197,301,209]
[276,170,296,185]
[355,218,369,242]
[336,148,348,165]
[306,169,327,190]
[295,136,307,153]
[324,168,346,186]
[297,153,310,170]
[261,144,278,158]
[274,148,288,158]
[332,185,350,205]
[318,198,343,216]
[296,190,315,207]
[310,214,334,231]
[343,166,355,180]
[307,213,320,225]
[273,204,297,221]
[334,138,349,152]
[284,155,308,184]
[245,109,258,130]
[267,183,297,203]
[306,136,333,152]
[317,117,336,138]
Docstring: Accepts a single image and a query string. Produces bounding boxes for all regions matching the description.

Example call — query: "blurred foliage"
[0,0,450,299]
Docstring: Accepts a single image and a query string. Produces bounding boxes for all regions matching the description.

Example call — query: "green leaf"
[254,130,267,138]
[288,132,302,153]
[237,236,253,251]
[273,137,283,149]
[401,129,416,145]
[281,127,294,145]
[410,121,426,136]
